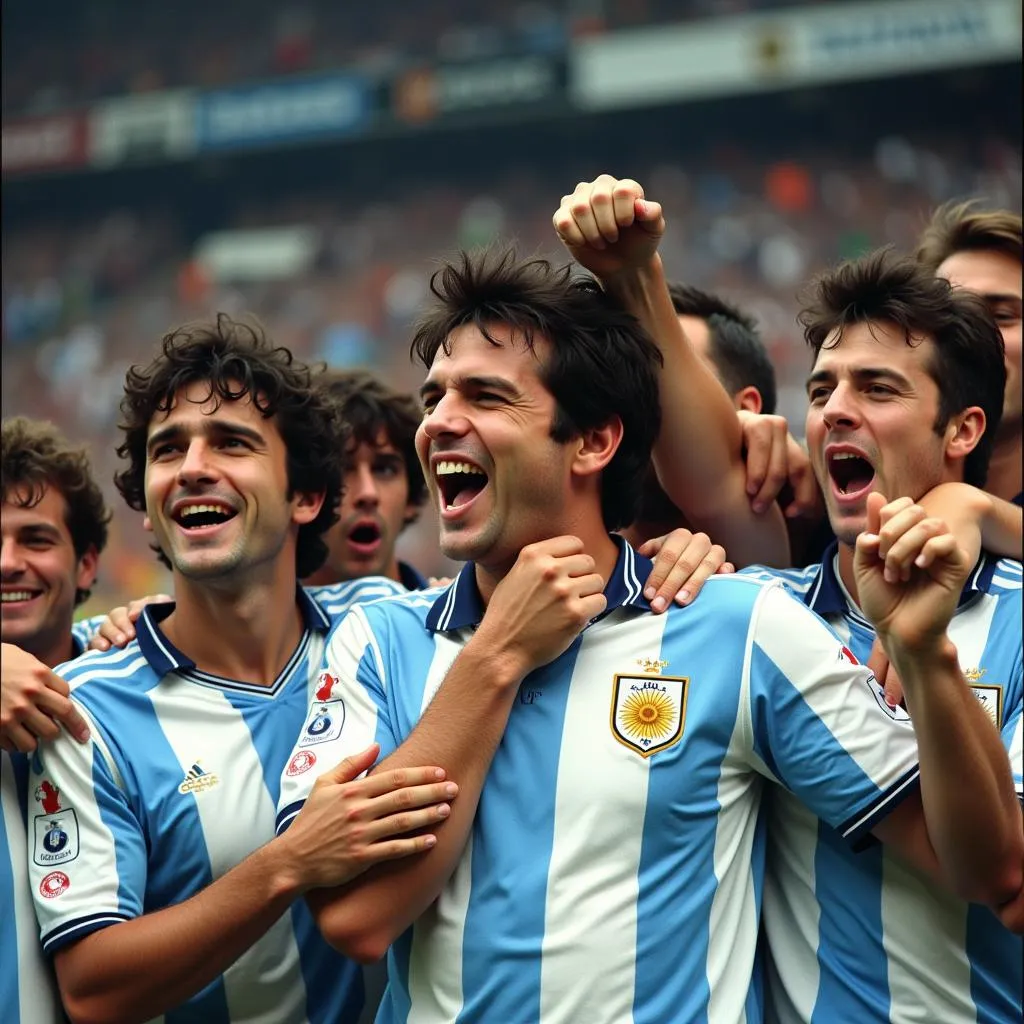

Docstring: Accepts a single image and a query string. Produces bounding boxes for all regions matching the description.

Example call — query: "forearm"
[919,483,1022,560]
[887,636,1024,903]
[309,640,522,961]
[54,840,301,1024]
[603,256,789,566]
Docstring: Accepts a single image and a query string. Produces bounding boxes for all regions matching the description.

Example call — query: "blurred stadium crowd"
[2,0,1021,613]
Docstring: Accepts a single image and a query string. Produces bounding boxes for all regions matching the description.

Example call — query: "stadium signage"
[2,113,88,175]
[196,74,370,150]
[90,91,196,167]
[393,56,564,122]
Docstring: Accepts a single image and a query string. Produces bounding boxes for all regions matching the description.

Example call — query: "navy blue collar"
[425,535,652,634]
[802,540,999,619]
[70,632,85,658]
[398,560,430,591]
[136,587,331,676]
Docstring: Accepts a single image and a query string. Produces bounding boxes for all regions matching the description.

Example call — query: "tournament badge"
[32,781,80,866]
[610,660,687,758]
[299,699,346,747]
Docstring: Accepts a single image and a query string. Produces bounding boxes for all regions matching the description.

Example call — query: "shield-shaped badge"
[610,674,687,758]
[970,683,1003,728]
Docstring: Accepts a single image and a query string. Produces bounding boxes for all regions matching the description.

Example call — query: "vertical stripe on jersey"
[536,622,652,1024]
[148,685,307,1023]
[405,633,481,1024]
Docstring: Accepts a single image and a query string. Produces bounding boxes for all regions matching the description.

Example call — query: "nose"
[349,464,379,509]
[421,391,470,442]
[0,538,26,578]
[176,439,218,486]
[820,382,861,431]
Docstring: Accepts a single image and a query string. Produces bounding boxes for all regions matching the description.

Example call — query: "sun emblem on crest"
[620,688,676,741]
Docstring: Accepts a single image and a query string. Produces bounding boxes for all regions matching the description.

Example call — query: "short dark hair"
[799,249,1006,489]
[410,247,663,531]
[669,283,777,414]
[115,315,347,578]
[2,417,110,605]
[916,201,1022,271]
[317,369,427,521]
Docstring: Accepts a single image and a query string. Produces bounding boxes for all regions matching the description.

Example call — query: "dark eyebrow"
[18,522,62,538]
[981,293,1021,306]
[146,419,266,454]
[806,366,913,392]
[419,375,521,402]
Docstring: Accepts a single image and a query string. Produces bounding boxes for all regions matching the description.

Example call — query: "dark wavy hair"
[799,249,1006,489]
[410,247,663,531]
[317,369,427,523]
[115,315,347,578]
[669,283,777,415]
[2,416,111,605]
[916,200,1022,271]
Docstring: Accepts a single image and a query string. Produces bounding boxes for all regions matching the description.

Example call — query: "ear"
[735,387,763,414]
[75,546,99,594]
[944,407,986,463]
[571,416,624,480]
[292,490,326,526]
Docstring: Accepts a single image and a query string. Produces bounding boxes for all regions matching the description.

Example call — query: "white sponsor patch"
[298,699,346,747]
[33,808,80,866]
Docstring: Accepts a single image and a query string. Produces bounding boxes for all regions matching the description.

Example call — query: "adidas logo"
[177,762,220,795]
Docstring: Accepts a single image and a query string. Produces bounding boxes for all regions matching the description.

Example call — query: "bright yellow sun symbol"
[621,690,674,740]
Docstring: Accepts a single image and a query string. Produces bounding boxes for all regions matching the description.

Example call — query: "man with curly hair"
[2,415,110,1023]
[23,316,459,1024]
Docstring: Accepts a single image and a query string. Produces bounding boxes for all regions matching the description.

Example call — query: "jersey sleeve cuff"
[41,911,133,954]
[839,764,921,851]
[275,800,305,836]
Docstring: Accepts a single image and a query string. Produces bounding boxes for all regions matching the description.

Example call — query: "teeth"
[178,503,232,517]
[832,453,860,461]
[436,461,484,476]
[1,591,36,602]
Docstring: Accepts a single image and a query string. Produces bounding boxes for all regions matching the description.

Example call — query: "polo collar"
[136,586,331,676]
[802,540,998,622]
[426,535,652,634]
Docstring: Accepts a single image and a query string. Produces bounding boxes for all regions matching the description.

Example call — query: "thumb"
[326,743,380,784]
[634,198,665,231]
[864,491,887,537]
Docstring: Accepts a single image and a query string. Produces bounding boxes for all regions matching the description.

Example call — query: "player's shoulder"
[739,561,821,595]
[56,641,151,694]
[355,583,445,627]
[306,576,408,617]
[988,557,1023,596]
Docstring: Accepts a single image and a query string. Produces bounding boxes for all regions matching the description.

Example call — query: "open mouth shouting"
[346,518,383,556]
[826,446,876,504]
[170,499,239,535]
[434,458,489,520]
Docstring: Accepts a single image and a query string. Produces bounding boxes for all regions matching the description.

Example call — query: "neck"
[31,628,77,670]
[475,518,620,607]
[986,430,1023,502]
[160,562,305,686]
[836,541,860,611]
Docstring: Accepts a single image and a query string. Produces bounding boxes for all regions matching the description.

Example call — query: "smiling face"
[805,320,970,544]
[313,431,416,583]
[415,323,581,574]
[1,485,97,663]
[937,248,1022,439]
[143,381,321,584]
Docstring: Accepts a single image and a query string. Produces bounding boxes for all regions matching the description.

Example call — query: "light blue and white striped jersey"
[742,545,1023,1024]
[278,539,924,1024]
[27,576,405,1024]
[2,750,64,1024]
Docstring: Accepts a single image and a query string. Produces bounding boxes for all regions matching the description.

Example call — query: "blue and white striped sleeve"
[276,606,398,835]
[745,583,921,848]
[26,708,147,953]
[1004,698,1023,806]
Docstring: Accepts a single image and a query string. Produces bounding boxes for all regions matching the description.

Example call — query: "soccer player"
[276,231,1021,1022]
[1,416,109,1023]
[24,317,459,1024]
[304,369,430,591]
[741,251,1023,1022]
[917,202,1022,508]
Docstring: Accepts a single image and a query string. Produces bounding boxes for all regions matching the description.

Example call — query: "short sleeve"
[746,584,921,847]
[26,706,148,953]
[276,607,399,834]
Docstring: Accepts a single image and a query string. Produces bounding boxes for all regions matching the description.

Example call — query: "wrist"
[462,629,531,690]
[599,253,663,297]
[882,633,959,672]
[257,836,309,900]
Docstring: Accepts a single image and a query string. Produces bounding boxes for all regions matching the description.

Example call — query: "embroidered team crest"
[969,683,1003,727]
[610,673,687,757]
[33,809,80,866]
[299,699,346,747]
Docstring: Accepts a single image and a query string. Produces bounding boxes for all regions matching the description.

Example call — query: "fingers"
[643,530,728,611]
[862,492,888,540]
[356,833,440,865]
[555,176,644,249]
[522,535,585,560]
[326,743,382,784]
[783,441,822,519]
[352,762,451,800]
[51,698,91,744]
[90,606,134,651]
[741,413,789,514]
[718,562,736,575]
[1,722,39,754]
